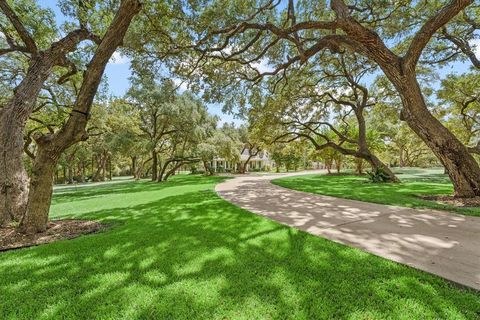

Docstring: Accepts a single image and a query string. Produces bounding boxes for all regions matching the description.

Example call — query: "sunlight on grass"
[273,170,480,217]
[0,175,479,319]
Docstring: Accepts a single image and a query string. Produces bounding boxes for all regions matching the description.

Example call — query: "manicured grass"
[272,168,480,217]
[1,175,479,319]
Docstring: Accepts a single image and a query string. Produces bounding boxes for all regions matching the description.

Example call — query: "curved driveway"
[215,171,480,291]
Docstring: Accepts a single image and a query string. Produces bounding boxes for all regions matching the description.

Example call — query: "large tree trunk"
[18,148,56,234]
[0,121,29,226]
[364,153,399,183]
[239,162,245,174]
[334,157,342,173]
[355,158,364,174]
[398,75,480,197]
[0,56,54,226]
[158,159,174,182]
[163,163,183,181]
[399,147,405,168]
[151,150,158,181]
[239,156,253,174]
[108,156,112,180]
[131,156,136,177]
[203,161,214,175]
[19,0,141,234]
[0,27,94,226]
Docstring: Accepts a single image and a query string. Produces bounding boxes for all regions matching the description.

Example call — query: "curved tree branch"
[0,0,37,54]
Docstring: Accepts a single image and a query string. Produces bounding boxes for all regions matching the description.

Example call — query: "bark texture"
[151,151,158,181]
[19,147,56,232]
[238,146,260,174]
[0,15,95,225]
[19,0,142,234]
[203,161,214,175]
[0,55,60,226]
[396,75,480,196]
[158,158,199,181]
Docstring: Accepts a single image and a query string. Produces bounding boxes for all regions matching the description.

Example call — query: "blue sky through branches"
[39,0,478,125]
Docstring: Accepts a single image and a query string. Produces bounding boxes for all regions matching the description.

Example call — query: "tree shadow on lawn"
[278,175,449,196]
[272,175,480,217]
[0,190,479,319]
[404,175,452,184]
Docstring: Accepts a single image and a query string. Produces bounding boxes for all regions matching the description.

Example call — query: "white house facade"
[210,149,274,173]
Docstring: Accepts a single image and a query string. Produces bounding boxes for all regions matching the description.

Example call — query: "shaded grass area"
[272,168,480,217]
[0,175,479,319]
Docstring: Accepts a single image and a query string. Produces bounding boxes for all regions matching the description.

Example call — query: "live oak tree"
[0,0,140,229]
[438,73,480,156]
[127,74,216,181]
[198,129,239,175]
[370,104,438,168]
[250,52,399,181]
[272,140,306,172]
[366,75,439,168]
[22,70,112,183]
[0,0,100,226]
[151,0,480,197]
[237,125,262,174]
[127,76,178,181]
[156,93,215,181]
[197,142,218,175]
[105,99,144,178]
[425,3,479,69]
[15,0,140,233]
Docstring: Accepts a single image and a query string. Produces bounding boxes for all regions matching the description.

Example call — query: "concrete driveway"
[215,171,480,291]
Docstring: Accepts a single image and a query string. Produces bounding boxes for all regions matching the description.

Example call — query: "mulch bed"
[0,219,105,252]
[418,195,480,207]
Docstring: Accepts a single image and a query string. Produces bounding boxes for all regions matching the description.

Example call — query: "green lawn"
[272,168,480,217]
[1,175,479,319]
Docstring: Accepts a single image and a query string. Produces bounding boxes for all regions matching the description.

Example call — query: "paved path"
[215,171,480,291]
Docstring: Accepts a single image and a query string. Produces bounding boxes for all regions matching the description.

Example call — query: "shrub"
[367,168,392,183]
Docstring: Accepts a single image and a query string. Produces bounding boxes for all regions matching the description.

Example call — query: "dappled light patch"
[419,195,480,208]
